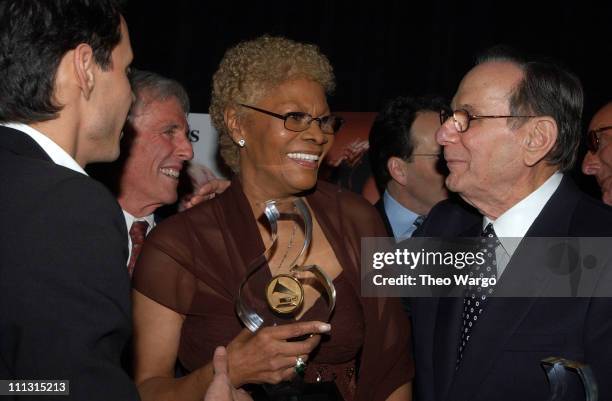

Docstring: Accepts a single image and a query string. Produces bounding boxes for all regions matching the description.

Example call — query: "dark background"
[124,0,611,194]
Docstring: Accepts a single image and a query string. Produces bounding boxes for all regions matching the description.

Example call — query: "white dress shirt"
[1,122,87,175]
[483,172,563,278]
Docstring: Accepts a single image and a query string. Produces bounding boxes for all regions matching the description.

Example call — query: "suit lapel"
[433,296,464,401]
[432,221,481,400]
[448,250,548,400]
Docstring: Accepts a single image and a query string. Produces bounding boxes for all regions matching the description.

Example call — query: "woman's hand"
[226,321,331,387]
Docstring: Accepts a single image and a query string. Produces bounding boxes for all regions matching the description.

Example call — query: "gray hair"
[128,69,190,119]
[476,47,583,172]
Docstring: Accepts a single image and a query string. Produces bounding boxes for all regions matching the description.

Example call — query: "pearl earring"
[238,139,246,147]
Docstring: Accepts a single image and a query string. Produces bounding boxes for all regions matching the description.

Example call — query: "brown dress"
[132,177,414,401]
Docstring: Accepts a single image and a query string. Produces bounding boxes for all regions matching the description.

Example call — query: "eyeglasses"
[439,109,538,133]
[239,104,344,135]
[587,126,612,152]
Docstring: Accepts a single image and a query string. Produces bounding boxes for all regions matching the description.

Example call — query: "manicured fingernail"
[317,323,331,332]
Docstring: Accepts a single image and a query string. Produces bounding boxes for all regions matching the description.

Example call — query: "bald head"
[582,102,612,205]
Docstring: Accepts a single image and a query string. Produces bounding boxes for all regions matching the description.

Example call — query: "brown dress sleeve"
[132,211,199,315]
[308,182,414,401]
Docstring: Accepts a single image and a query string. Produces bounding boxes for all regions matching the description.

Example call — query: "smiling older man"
[410,48,612,401]
[115,70,194,274]
[90,70,231,275]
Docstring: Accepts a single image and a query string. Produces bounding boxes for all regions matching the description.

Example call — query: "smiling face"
[237,78,334,201]
[436,61,530,215]
[118,96,194,216]
[582,102,612,205]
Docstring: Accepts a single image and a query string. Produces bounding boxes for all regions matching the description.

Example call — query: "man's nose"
[582,151,600,176]
[436,119,460,146]
[177,132,194,161]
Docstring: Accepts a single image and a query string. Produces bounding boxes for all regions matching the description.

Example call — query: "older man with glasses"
[409,47,612,401]
[582,102,612,205]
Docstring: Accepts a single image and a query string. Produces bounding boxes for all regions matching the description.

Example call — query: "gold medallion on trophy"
[237,199,335,332]
[266,274,304,314]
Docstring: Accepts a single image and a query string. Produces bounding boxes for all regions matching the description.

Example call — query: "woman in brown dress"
[132,35,413,401]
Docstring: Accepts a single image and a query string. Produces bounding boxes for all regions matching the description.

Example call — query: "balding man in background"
[582,101,612,205]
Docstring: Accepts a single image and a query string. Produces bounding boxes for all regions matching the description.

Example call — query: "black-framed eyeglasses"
[239,104,344,135]
[587,126,612,152]
[440,109,538,133]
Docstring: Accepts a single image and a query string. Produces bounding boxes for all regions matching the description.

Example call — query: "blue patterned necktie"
[456,223,500,366]
[398,214,426,240]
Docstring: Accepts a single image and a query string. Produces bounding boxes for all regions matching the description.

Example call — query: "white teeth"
[287,152,320,161]
[160,168,180,178]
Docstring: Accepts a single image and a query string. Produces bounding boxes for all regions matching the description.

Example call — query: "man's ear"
[73,43,96,100]
[224,106,246,145]
[522,117,558,167]
[387,156,409,186]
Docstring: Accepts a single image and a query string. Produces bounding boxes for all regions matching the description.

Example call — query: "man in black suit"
[410,48,612,401]
[368,96,449,240]
[0,1,139,400]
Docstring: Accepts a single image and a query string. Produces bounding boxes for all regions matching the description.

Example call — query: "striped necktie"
[127,220,149,277]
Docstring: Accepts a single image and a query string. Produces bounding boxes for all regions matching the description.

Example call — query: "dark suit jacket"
[410,176,612,401]
[374,198,393,236]
[0,126,139,400]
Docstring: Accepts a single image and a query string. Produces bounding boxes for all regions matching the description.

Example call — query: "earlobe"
[523,117,558,167]
[73,43,95,100]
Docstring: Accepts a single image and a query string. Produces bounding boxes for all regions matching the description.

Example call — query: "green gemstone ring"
[295,356,307,375]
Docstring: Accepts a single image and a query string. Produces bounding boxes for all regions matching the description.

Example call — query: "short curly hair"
[209,35,336,173]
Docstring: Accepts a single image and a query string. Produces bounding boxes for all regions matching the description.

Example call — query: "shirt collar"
[484,172,563,255]
[1,122,87,175]
[383,190,420,240]
[122,209,155,233]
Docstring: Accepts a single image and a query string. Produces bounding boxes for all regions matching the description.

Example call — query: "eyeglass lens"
[587,127,612,153]
[588,131,599,152]
[285,113,343,134]
[440,109,469,132]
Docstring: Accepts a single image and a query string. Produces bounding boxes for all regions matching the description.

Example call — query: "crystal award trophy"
[236,198,336,332]
[541,357,598,401]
